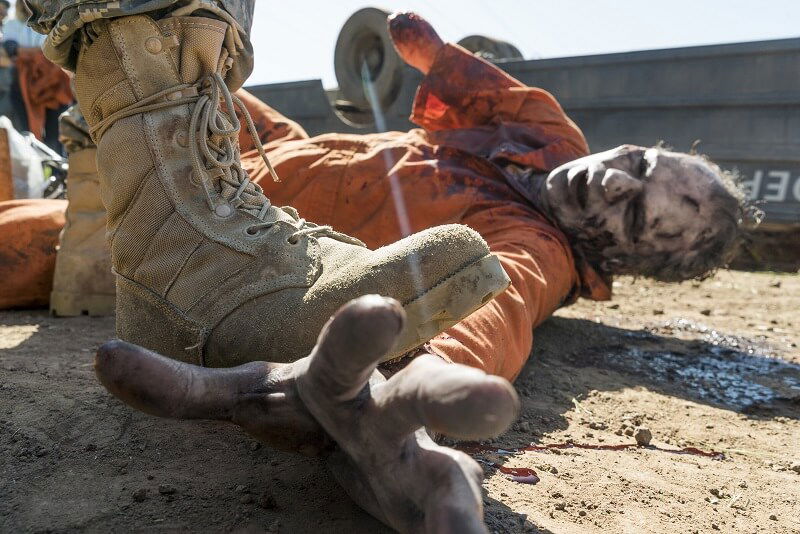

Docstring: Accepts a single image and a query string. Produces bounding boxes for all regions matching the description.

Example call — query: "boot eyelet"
[175,130,189,147]
[188,170,201,187]
[215,204,233,218]
[245,227,259,237]
[286,236,299,245]
[145,37,163,54]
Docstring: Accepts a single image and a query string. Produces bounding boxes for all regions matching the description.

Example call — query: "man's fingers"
[387,11,442,49]
[324,449,389,526]
[305,295,404,401]
[420,447,488,534]
[372,354,519,440]
[425,501,488,534]
[95,339,268,421]
[387,11,444,75]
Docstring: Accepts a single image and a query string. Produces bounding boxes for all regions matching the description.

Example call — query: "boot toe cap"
[206,224,499,366]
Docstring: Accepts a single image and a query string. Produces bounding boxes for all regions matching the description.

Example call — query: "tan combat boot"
[73,14,509,366]
[50,104,116,316]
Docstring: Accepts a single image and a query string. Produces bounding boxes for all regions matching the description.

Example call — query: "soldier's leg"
[25,0,254,88]
[50,103,116,316]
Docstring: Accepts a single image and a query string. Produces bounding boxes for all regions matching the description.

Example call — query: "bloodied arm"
[95,296,519,534]
[390,13,588,172]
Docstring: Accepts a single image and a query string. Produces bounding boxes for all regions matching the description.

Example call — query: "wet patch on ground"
[599,319,800,411]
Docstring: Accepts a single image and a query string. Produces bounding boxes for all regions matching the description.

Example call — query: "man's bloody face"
[543,144,728,277]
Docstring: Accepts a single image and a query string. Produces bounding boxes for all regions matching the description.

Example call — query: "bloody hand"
[388,12,445,75]
[94,295,519,533]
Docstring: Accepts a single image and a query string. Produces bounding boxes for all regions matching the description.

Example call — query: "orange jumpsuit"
[238,44,610,381]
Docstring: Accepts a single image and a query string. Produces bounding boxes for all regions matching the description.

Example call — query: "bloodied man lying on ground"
[3,6,746,533]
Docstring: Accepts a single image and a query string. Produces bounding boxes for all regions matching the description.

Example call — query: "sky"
[248,0,800,88]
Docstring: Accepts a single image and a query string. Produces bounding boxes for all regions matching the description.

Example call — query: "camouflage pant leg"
[23,0,254,72]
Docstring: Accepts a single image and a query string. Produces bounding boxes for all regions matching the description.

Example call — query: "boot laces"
[190,73,362,245]
[90,71,363,246]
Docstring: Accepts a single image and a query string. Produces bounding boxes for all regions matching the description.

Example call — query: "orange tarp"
[0,199,66,309]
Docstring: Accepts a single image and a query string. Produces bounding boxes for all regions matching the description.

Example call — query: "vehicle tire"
[334,7,404,111]
[457,35,523,61]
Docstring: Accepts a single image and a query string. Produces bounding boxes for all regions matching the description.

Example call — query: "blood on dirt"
[461,441,725,485]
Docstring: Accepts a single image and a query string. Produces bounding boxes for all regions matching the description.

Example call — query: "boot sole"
[387,253,511,362]
[50,291,116,317]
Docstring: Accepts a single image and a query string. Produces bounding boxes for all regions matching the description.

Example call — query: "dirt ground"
[1,270,798,533]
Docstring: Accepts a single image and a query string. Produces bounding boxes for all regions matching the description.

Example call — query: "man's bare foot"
[94,295,519,533]
[388,12,445,74]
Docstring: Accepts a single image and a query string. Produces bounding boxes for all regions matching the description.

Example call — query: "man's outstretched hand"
[94,295,519,533]
[388,12,444,75]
